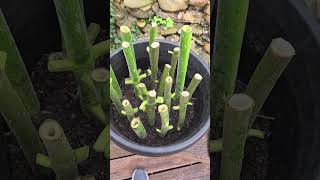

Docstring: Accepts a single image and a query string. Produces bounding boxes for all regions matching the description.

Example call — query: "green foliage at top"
[150,16,174,30]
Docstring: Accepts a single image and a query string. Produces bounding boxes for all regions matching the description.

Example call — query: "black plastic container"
[110,40,210,156]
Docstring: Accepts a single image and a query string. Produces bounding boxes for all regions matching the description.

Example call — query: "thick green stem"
[210,129,265,152]
[122,99,136,121]
[175,25,192,99]
[156,104,173,137]
[110,66,122,98]
[93,126,109,157]
[53,0,92,68]
[79,73,106,124]
[149,42,160,89]
[149,22,157,49]
[211,0,250,128]
[186,73,202,100]
[122,41,139,84]
[0,52,43,169]
[221,94,254,180]
[164,76,173,110]
[177,91,190,131]
[130,117,147,139]
[110,78,123,112]
[138,83,148,100]
[91,68,108,112]
[53,0,106,123]
[87,23,101,44]
[158,64,171,96]
[146,90,157,126]
[92,40,109,59]
[169,47,180,77]
[0,10,40,116]
[39,119,79,180]
[120,25,136,60]
[246,38,295,127]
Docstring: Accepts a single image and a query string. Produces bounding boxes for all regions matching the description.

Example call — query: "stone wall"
[113,0,211,64]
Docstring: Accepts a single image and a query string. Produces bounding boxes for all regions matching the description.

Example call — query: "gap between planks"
[110,133,209,180]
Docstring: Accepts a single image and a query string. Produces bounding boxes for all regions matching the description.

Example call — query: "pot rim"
[110,39,210,156]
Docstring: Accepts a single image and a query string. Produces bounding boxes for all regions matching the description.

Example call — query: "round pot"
[110,40,210,156]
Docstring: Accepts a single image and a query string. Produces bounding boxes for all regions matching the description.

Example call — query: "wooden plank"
[149,163,210,180]
[175,134,209,163]
[110,141,133,159]
[110,133,209,161]
[110,154,200,180]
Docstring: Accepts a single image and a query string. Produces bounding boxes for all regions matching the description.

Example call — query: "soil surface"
[111,71,202,146]
[0,30,108,180]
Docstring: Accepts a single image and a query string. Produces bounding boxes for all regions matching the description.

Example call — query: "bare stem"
[122,99,136,121]
[246,38,295,127]
[110,78,123,112]
[175,25,192,99]
[146,90,157,126]
[164,76,173,110]
[156,104,173,137]
[130,117,147,139]
[169,47,180,77]
[149,42,160,89]
[158,64,171,96]
[39,119,79,180]
[221,94,254,180]
[177,91,190,131]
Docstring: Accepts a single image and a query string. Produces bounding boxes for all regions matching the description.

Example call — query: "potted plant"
[0,0,108,179]
[110,24,210,156]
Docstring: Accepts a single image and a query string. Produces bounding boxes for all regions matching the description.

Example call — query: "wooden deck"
[110,134,210,180]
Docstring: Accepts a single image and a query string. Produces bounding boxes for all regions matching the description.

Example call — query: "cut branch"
[221,94,254,180]
[246,38,295,127]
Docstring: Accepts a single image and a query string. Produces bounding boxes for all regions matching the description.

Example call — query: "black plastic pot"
[110,40,210,156]
[235,0,320,180]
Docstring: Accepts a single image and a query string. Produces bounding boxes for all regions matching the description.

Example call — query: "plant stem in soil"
[175,25,192,99]
[156,104,173,137]
[110,65,123,98]
[146,90,157,126]
[149,22,158,49]
[91,68,107,95]
[158,64,171,96]
[211,0,250,129]
[221,94,254,180]
[164,76,173,110]
[110,78,123,112]
[120,25,136,62]
[0,51,44,169]
[122,41,139,84]
[186,73,202,100]
[169,47,180,78]
[246,38,295,127]
[130,117,147,139]
[0,10,40,116]
[122,99,136,121]
[177,91,190,131]
[39,119,79,180]
[149,42,160,89]
[138,83,148,100]
[52,0,106,123]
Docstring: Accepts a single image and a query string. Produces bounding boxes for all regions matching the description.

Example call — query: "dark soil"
[0,30,108,180]
[111,71,202,146]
